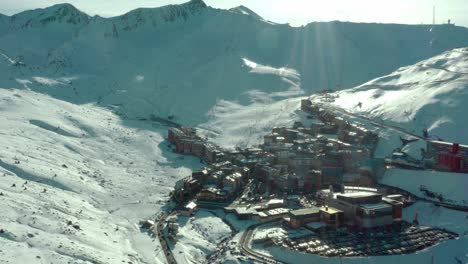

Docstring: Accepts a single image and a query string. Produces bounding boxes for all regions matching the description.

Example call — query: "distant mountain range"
[1,2,468,263]
[1,0,467,123]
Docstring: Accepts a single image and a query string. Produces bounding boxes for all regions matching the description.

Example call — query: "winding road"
[152,212,177,264]
[239,222,285,264]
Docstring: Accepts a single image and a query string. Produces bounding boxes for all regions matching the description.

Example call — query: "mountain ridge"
[3,1,468,30]
[1,2,468,263]
[229,5,263,20]
[2,0,209,28]
[110,0,208,31]
[0,1,467,125]
[9,3,90,27]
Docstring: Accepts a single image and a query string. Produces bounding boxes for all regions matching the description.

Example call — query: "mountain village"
[1,1,467,263]
[149,97,466,261]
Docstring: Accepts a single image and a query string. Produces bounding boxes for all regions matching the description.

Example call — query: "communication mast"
[432,6,435,25]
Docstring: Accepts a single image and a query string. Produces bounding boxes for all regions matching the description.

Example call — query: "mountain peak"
[186,0,208,9]
[49,3,79,11]
[113,0,208,30]
[11,3,89,27]
[229,5,263,20]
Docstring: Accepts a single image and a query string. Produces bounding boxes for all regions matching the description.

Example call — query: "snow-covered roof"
[266,208,290,216]
[344,186,378,192]
[266,198,284,206]
[234,207,258,215]
[258,212,268,218]
[337,191,378,198]
[290,207,320,217]
[386,194,404,199]
[319,206,343,214]
[429,140,468,148]
[359,202,392,211]
[185,201,197,210]
[167,215,178,222]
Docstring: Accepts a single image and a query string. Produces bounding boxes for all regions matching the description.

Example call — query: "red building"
[168,127,208,158]
[438,151,464,171]
[427,141,468,173]
[168,128,184,144]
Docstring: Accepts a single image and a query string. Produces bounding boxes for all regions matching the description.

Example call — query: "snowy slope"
[0,88,202,263]
[198,92,303,149]
[328,48,468,144]
[0,1,467,124]
[313,48,468,211]
[0,1,467,263]
[173,210,232,264]
[9,3,90,28]
[382,168,467,205]
[229,5,264,21]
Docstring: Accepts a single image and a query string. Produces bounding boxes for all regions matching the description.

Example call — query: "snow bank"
[381,168,468,205]
[199,95,302,149]
[0,88,202,264]
[173,210,232,264]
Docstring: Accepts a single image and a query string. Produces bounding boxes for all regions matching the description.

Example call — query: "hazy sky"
[0,0,467,27]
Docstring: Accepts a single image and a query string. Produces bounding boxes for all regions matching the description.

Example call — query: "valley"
[0,1,467,263]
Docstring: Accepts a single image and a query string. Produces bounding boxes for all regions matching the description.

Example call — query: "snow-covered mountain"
[9,3,90,28]
[0,88,205,263]
[327,47,468,144]
[1,1,468,263]
[1,0,467,124]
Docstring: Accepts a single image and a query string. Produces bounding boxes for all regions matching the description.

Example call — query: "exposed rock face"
[9,3,90,28]
[0,0,467,124]
[113,0,208,31]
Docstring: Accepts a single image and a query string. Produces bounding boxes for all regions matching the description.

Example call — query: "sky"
[0,0,467,27]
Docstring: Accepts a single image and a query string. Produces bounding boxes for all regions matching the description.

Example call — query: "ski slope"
[306,48,468,210]
[0,1,467,263]
[0,88,202,263]
[328,48,468,144]
[1,1,467,125]
[173,210,232,264]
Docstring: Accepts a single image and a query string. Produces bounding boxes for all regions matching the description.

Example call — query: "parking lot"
[282,222,458,257]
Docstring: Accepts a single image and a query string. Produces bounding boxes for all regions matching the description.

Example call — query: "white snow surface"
[199,90,303,149]
[0,88,202,264]
[329,48,468,144]
[309,49,468,209]
[173,210,232,264]
[1,1,467,125]
[381,168,468,205]
[0,1,467,263]
[1,46,467,264]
